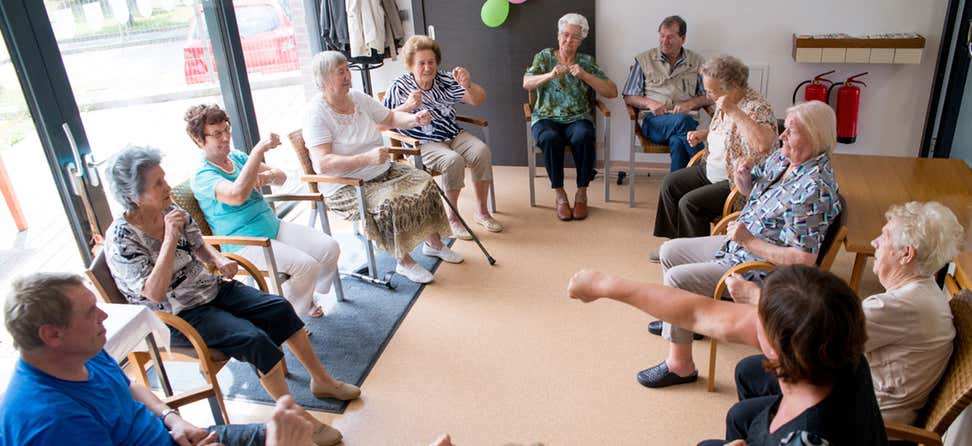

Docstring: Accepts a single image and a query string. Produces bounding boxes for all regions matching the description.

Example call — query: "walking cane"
[419,166,496,265]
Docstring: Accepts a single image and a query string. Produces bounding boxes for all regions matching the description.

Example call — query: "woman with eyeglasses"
[186,104,339,319]
[522,12,618,221]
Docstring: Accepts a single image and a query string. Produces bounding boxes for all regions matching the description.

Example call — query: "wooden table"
[831,154,972,290]
[99,303,174,397]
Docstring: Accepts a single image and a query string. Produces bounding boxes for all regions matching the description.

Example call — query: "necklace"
[211,158,235,174]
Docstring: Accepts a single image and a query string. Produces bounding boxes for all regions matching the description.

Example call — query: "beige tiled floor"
[74,166,887,445]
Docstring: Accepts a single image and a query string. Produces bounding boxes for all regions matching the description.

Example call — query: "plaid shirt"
[715,150,841,266]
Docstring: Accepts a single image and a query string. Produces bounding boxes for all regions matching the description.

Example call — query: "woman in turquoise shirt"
[188,104,339,318]
[523,13,617,221]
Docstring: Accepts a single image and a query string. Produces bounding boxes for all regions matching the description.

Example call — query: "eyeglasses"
[559,31,584,42]
[204,126,231,139]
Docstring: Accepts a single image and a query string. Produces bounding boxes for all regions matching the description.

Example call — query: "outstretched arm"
[568,270,760,347]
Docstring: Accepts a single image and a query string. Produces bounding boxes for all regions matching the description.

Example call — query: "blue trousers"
[641,113,704,171]
[532,119,596,189]
[174,280,305,374]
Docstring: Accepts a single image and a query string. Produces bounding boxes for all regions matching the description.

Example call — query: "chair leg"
[629,131,637,208]
[707,338,718,392]
[527,126,536,207]
[203,367,231,424]
[129,352,151,388]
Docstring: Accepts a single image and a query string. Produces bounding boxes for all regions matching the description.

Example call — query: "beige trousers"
[419,131,493,191]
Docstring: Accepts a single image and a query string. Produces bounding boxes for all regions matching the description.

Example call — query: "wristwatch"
[159,408,180,423]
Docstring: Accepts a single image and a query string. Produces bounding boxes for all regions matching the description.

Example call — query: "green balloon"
[481,0,509,28]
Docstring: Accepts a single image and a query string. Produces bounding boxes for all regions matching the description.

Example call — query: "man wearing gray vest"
[622,15,712,171]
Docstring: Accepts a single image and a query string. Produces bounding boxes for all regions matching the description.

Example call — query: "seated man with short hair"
[0,272,270,445]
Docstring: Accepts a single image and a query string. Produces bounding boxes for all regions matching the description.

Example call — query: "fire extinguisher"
[828,72,867,144]
[792,70,835,104]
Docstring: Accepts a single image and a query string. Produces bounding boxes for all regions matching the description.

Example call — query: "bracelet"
[159,408,180,424]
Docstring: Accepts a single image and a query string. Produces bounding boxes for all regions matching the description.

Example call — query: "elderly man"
[0,272,310,446]
[623,15,712,171]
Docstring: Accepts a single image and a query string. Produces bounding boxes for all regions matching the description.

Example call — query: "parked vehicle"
[183,0,298,84]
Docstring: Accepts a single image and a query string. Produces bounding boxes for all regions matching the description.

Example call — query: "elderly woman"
[522,13,618,221]
[303,50,459,284]
[186,104,339,318]
[382,35,500,239]
[729,201,962,426]
[640,100,841,388]
[651,55,777,260]
[103,146,357,446]
[569,265,889,445]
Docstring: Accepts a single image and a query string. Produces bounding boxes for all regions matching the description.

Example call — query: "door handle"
[428,25,435,40]
[62,123,101,189]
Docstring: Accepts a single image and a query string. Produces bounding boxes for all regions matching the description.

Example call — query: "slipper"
[307,305,325,318]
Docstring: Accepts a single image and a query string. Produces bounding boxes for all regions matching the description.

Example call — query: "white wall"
[596,0,948,162]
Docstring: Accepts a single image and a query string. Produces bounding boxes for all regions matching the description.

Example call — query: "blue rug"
[149,240,450,413]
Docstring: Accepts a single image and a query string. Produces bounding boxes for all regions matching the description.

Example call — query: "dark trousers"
[641,113,704,171]
[653,163,731,239]
[532,119,596,189]
[209,423,266,445]
[175,280,305,374]
[697,355,780,446]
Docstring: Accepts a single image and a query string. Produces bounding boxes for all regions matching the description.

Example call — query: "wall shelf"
[792,34,926,64]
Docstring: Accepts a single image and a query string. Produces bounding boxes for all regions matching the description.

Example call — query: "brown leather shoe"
[573,192,588,220]
[556,196,573,221]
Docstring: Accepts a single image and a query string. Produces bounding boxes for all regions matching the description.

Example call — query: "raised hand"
[402,90,423,112]
[568,63,587,79]
[734,159,755,181]
[254,133,281,155]
[567,269,606,303]
[163,208,186,241]
[715,94,739,117]
[414,109,432,127]
[550,64,569,79]
[451,66,472,88]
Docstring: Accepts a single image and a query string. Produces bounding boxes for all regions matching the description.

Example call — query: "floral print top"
[525,48,609,125]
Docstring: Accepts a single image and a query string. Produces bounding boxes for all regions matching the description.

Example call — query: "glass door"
[949,31,972,167]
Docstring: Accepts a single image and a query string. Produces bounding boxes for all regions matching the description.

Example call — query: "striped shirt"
[383,71,466,143]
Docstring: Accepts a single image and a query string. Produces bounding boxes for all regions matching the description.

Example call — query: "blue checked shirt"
[715,150,841,266]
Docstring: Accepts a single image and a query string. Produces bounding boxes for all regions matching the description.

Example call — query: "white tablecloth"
[98,303,170,362]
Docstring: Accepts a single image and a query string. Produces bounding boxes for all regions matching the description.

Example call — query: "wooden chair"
[624,103,714,207]
[885,292,972,445]
[705,198,848,392]
[375,91,496,214]
[170,180,345,302]
[685,148,745,222]
[523,89,611,207]
[86,251,241,425]
[288,129,418,288]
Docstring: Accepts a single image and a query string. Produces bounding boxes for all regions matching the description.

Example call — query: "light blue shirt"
[191,150,280,252]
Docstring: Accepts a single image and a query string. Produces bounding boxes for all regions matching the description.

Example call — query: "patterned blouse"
[104,206,220,315]
[383,70,465,143]
[708,88,777,183]
[524,48,609,125]
[715,150,841,267]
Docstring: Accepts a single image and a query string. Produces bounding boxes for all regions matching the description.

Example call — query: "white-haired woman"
[522,12,618,221]
[652,55,777,256]
[303,50,460,284]
[383,35,500,240]
[103,146,357,446]
[640,100,841,389]
[730,201,962,426]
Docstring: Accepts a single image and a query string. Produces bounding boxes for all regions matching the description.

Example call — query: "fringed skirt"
[325,163,451,258]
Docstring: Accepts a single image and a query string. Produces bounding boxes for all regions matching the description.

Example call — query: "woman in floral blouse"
[523,12,617,221]
[652,55,778,257]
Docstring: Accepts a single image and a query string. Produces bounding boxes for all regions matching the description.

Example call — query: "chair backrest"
[915,292,972,435]
[170,180,214,237]
[815,195,848,270]
[86,250,128,305]
[287,129,320,195]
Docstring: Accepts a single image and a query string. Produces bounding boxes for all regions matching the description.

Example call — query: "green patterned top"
[525,48,609,125]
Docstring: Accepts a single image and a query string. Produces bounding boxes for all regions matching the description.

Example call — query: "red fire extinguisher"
[792,70,835,104]
[828,72,867,144]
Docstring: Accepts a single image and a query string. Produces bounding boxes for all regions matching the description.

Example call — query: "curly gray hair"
[106,145,162,211]
[311,50,348,91]
[557,13,589,39]
[5,272,85,352]
[700,55,749,91]
[885,201,965,276]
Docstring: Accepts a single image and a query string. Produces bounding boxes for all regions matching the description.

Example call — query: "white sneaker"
[422,243,464,263]
[395,262,433,283]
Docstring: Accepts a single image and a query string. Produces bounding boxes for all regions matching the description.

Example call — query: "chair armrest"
[222,252,270,292]
[884,421,942,446]
[594,99,611,117]
[687,149,708,168]
[714,261,778,301]
[712,211,742,235]
[300,174,364,187]
[456,115,488,127]
[263,193,324,203]
[388,147,421,157]
[523,103,532,121]
[202,235,271,248]
[723,188,744,217]
[626,104,638,121]
[154,311,223,366]
[382,130,421,147]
